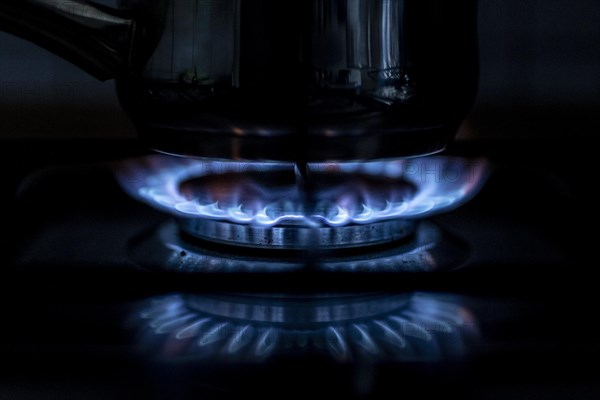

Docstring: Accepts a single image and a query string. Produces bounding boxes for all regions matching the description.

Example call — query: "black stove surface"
[1,138,598,399]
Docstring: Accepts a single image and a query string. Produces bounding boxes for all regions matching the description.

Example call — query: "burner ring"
[129,220,468,273]
[116,155,489,251]
[178,217,415,250]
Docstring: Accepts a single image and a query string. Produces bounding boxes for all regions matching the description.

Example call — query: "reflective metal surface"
[136,292,479,362]
[0,0,478,161]
[128,0,479,161]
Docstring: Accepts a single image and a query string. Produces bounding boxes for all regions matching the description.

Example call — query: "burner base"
[128,221,468,273]
[178,218,415,250]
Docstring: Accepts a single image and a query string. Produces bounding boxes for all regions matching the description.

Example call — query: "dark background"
[1,0,599,139]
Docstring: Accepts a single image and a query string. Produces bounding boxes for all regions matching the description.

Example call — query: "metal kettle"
[0,0,478,161]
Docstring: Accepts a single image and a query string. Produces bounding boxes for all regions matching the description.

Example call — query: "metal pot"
[0,0,478,161]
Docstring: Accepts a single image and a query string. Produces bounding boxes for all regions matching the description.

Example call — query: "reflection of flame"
[114,156,488,227]
[136,293,479,363]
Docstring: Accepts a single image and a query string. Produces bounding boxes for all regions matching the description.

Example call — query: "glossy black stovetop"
[1,138,597,399]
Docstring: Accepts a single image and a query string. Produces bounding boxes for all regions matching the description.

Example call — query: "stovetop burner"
[3,138,595,400]
[115,155,488,251]
[129,220,468,273]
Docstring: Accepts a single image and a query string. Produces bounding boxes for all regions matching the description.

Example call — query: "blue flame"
[114,156,488,227]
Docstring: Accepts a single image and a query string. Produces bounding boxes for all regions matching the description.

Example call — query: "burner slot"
[179,218,415,250]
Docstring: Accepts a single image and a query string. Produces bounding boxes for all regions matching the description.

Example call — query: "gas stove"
[1,138,597,399]
[114,154,487,273]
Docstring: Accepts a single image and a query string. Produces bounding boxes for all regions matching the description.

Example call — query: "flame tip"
[116,155,489,227]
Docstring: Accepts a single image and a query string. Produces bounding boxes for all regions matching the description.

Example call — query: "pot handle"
[0,0,138,80]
